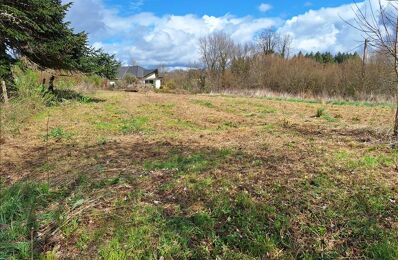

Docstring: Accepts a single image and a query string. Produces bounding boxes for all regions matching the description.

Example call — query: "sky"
[62,0,381,68]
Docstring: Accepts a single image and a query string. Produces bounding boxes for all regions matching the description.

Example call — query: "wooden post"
[1,80,8,103]
[394,18,398,136]
[362,39,368,79]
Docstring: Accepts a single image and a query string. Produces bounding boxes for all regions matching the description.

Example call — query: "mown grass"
[191,99,216,109]
[260,95,394,108]
[2,90,398,258]
[94,116,150,135]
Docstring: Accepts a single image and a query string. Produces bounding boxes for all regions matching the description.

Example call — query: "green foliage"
[78,48,120,79]
[0,1,118,84]
[315,107,325,117]
[48,127,73,140]
[0,182,51,259]
[314,107,338,122]
[0,0,88,79]
[124,74,138,85]
[300,51,361,64]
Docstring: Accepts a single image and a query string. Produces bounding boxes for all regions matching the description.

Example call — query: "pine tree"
[0,0,88,80]
[79,48,120,79]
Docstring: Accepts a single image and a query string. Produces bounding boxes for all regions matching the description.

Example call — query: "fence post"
[1,80,8,103]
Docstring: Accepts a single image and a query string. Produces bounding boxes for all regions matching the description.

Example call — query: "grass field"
[1,90,398,259]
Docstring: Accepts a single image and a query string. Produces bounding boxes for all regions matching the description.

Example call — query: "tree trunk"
[394,101,398,136]
[0,38,11,81]
[394,19,398,137]
[1,80,8,103]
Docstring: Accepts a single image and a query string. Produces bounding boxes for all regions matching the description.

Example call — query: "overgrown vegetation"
[166,52,395,101]
[0,64,104,136]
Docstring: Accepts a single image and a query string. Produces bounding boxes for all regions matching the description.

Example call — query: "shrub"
[124,75,138,85]
[315,108,325,118]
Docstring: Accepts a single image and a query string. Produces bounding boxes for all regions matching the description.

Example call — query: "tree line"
[297,52,360,64]
[165,29,391,100]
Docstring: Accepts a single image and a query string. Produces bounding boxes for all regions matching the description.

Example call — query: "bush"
[124,75,138,85]
[163,54,395,101]
[0,65,104,136]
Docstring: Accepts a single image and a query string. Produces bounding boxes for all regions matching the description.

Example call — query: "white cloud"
[278,0,397,54]
[130,0,145,11]
[278,3,361,54]
[258,3,272,13]
[63,0,396,68]
[64,0,277,67]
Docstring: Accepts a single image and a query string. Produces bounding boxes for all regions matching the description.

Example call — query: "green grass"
[259,95,395,108]
[120,116,149,134]
[98,191,288,259]
[95,116,150,134]
[191,99,216,108]
[314,107,338,122]
[144,149,231,173]
[334,150,397,170]
[0,182,51,259]
[218,121,239,130]
[48,127,73,140]
[3,89,398,258]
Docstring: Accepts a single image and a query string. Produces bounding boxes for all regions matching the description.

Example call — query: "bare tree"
[199,31,236,88]
[256,29,280,55]
[256,29,292,58]
[279,34,292,59]
[351,0,398,136]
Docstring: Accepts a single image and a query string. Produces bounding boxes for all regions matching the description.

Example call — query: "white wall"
[155,79,161,89]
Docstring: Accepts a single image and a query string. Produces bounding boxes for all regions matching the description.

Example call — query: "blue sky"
[64,0,377,68]
[103,0,352,18]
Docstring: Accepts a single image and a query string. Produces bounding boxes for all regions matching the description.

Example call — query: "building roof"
[117,66,158,79]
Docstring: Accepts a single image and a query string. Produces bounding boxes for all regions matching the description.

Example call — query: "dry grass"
[1,90,398,258]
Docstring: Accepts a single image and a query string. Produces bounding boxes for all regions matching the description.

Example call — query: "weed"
[48,127,73,140]
[314,108,338,122]
[315,107,325,118]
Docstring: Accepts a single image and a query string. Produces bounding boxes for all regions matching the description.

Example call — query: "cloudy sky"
[63,0,378,68]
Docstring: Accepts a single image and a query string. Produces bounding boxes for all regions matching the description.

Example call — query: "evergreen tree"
[322,52,334,63]
[314,52,323,63]
[0,0,88,80]
[79,48,120,79]
[297,51,304,58]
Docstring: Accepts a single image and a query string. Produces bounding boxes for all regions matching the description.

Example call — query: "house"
[117,65,162,89]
